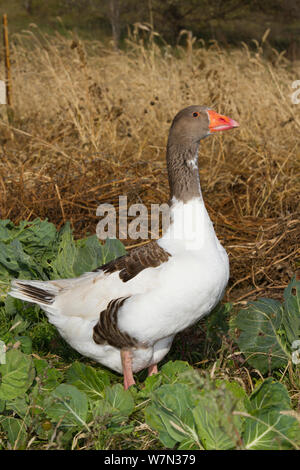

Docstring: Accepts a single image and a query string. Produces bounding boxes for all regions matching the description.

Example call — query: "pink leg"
[148,364,158,376]
[121,349,136,390]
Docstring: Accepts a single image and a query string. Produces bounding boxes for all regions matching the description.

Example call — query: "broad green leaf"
[205,302,232,346]
[145,383,199,449]
[0,219,57,277]
[192,388,243,450]
[0,218,56,252]
[51,228,126,279]
[214,379,249,412]
[243,379,300,450]
[0,218,126,292]
[160,360,193,383]
[0,349,35,400]
[18,336,32,354]
[243,410,300,450]
[0,240,21,273]
[66,362,110,400]
[73,236,106,274]
[222,380,249,404]
[73,236,125,275]
[33,358,49,375]
[104,383,134,416]
[93,384,134,432]
[4,296,23,317]
[0,416,27,449]
[178,438,199,450]
[0,262,11,284]
[5,239,45,279]
[15,219,57,255]
[0,219,13,242]
[50,226,78,278]
[246,378,291,413]
[231,298,289,373]
[45,384,89,428]
[282,278,300,346]
[138,372,162,397]
[5,396,31,425]
[100,238,126,264]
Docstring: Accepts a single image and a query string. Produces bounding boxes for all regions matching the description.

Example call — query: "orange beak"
[207,109,239,132]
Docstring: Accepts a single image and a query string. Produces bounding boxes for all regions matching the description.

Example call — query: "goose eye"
[192,112,200,117]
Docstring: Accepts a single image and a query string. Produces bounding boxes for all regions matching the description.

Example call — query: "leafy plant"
[145,382,200,449]
[0,218,126,295]
[0,349,35,401]
[242,379,300,450]
[66,362,111,400]
[144,369,300,450]
[0,218,299,450]
[0,416,27,449]
[45,384,89,430]
[230,278,300,373]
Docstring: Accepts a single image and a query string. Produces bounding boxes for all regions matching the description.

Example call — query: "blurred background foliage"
[2,0,300,58]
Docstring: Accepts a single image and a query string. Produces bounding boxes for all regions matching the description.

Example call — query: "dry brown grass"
[0,27,299,302]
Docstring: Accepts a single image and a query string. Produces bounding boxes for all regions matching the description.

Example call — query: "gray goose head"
[166,105,239,203]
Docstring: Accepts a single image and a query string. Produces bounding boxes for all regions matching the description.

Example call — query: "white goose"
[9,106,239,389]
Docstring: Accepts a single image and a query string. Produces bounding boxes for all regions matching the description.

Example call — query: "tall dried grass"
[0,27,299,301]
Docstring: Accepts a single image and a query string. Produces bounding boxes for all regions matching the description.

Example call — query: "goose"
[9,106,239,390]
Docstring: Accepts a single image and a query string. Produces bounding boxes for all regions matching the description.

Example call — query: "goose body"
[9,106,239,388]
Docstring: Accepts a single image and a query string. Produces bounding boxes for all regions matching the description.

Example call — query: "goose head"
[166,105,239,203]
[168,105,239,146]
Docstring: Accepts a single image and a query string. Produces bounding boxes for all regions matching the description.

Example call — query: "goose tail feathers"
[9,279,61,307]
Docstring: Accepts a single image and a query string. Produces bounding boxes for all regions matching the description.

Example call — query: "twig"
[2,14,12,106]
[55,183,66,223]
